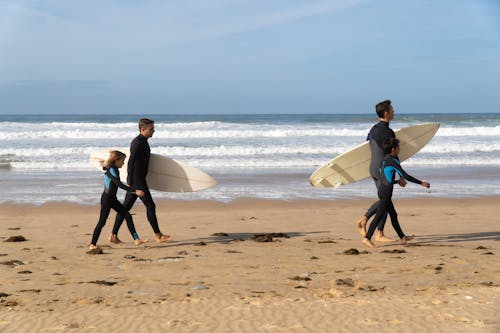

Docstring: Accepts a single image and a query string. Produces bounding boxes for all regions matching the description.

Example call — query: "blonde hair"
[104,150,126,169]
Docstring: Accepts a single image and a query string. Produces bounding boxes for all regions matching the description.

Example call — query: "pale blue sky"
[0,0,499,114]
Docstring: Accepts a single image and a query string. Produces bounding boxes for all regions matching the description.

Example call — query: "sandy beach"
[0,197,498,332]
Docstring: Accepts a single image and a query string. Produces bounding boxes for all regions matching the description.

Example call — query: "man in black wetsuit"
[355,100,403,242]
[111,118,174,243]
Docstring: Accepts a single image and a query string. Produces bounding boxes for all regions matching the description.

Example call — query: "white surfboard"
[90,150,217,192]
[309,123,440,188]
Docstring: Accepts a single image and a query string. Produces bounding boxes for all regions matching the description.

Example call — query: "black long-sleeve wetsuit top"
[104,167,135,197]
[127,134,150,189]
[378,155,422,199]
[367,121,395,179]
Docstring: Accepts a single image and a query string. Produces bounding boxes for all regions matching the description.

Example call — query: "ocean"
[1,113,499,205]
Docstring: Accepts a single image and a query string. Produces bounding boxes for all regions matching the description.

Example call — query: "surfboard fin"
[310,177,325,187]
[332,180,342,189]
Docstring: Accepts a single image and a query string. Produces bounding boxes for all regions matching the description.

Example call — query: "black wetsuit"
[112,134,161,235]
[91,167,139,246]
[364,121,395,230]
[365,155,422,240]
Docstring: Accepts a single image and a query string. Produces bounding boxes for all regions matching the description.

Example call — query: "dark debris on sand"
[381,249,406,254]
[88,280,117,286]
[480,281,498,287]
[336,278,356,287]
[1,260,25,267]
[4,235,27,242]
[289,276,312,282]
[343,248,369,255]
[252,233,290,242]
[18,270,32,274]
[1,300,19,307]
[211,232,228,237]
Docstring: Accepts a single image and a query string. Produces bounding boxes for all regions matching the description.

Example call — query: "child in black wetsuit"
[90,151,148,250]
[362,138,430,248]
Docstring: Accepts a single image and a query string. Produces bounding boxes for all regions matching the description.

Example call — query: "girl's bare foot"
[134,238,149,246]
[155,233,174,243]
[400,235,414,245]
[109,234,123,244]
[362,238,376,248]
[355,216,368,236]
[89,244,98,250]
[374,231,395,242]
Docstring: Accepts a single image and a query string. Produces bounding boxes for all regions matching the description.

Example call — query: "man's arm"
[127,138,139,185]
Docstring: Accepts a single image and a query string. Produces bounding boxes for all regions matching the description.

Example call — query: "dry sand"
[0,197,498,332]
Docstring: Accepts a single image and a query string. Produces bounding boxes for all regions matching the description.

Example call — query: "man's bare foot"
[362,238,376,248]
[374,231,395,242]
[109,234,123,244]
[400,235,414,245]
[155,233,174,243]
[89,244,98,250]
[134,238,149,246]
[355,216,368,237]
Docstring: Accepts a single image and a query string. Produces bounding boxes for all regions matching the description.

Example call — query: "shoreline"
[0,196,498,332]
[3,164,500,205]
[1,194,500,207]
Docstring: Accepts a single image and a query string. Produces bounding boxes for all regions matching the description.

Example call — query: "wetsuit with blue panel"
[365,155,423,240]
[91,166,140,246]
[364,121,395,231]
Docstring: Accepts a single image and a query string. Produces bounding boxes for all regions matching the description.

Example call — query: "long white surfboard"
[309,123,440,188]
[90,150,216,192]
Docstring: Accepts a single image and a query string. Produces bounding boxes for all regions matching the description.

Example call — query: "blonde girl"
[90,151,147,250]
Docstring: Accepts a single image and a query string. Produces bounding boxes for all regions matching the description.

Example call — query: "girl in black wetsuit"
[89,151,148,250]
[362,138,430,248]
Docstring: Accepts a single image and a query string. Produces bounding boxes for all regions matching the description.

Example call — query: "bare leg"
[374,230,395,242]
[109,234,123,244]
[400,235,414,245]
[355,216,368,237]
[134,238,149,246]
[362,238,376,248]
[155,233,174,243]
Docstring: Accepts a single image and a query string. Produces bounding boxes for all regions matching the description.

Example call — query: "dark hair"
[375,100,392,118]
[138,118,154,131]
[383,138,400,154]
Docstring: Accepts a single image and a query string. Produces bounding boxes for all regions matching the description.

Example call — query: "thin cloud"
[186,0,368,41]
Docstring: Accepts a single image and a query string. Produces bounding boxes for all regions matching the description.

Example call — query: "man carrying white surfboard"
[111,118,174,243]
[355,100,404,241]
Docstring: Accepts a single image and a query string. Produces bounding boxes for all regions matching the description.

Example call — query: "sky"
[0,0,499,114]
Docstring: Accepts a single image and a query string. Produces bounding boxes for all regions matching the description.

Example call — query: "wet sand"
[0,197,498,332]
